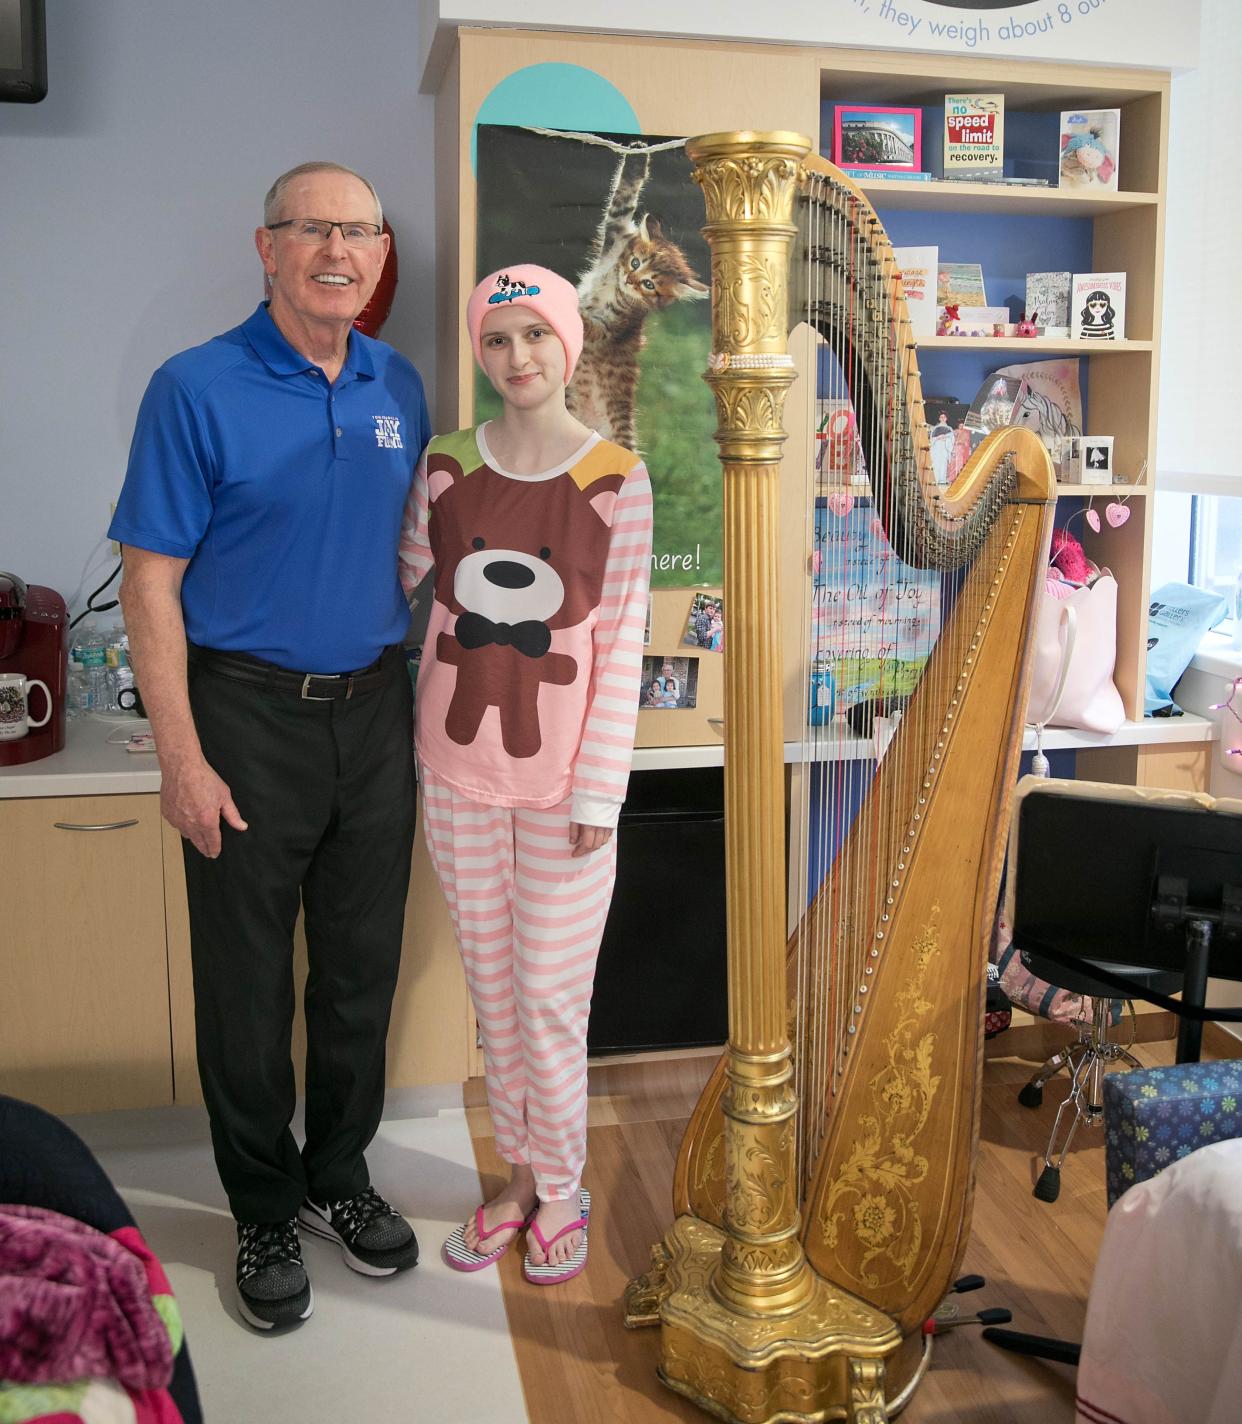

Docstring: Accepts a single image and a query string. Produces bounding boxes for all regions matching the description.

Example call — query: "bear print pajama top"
[398,423,653,828]
[399,424,652,1198]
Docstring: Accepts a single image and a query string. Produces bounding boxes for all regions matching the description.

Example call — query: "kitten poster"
[477,124,716,589]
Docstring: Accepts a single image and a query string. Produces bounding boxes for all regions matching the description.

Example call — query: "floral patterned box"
[1104,1062,1242,1207]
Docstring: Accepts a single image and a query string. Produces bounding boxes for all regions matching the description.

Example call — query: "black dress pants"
[182,648,415,1223]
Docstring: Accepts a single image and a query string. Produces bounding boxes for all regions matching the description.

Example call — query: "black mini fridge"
[587,767,728,1054]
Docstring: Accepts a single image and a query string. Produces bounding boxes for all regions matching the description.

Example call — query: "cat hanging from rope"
[566,148,707,451]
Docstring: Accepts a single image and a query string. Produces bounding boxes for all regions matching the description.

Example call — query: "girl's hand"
[569,822,613,858]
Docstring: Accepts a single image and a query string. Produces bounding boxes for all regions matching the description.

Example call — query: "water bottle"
[77,625,108,712]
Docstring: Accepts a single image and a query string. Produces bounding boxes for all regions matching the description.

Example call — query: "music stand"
[985,777,1242,1369]
[1009,779,1242,1063]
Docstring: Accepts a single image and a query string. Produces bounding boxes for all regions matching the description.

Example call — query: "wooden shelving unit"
[917,336,1154,353]
[433,27,1179,758]
[858,177,1158,217]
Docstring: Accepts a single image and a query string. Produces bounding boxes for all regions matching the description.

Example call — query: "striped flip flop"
[522,1189,591,1286]
[442,1203,537,1273]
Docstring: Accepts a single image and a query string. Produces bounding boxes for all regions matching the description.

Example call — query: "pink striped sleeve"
[570,460,653,828]
[398,448,433,597]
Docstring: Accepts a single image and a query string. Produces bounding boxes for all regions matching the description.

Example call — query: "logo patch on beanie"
[488,272,542,305]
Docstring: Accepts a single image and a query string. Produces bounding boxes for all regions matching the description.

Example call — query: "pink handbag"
[1026,571,1125,735]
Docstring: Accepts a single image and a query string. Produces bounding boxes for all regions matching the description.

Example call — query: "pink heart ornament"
[827,491,855,519]
[1085,509,1101,533]
[1105,502,1130,528]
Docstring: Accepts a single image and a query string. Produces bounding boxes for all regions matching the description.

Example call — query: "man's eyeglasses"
[267,219,383,248]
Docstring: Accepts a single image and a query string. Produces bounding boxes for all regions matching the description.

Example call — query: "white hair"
[263,162,383,227]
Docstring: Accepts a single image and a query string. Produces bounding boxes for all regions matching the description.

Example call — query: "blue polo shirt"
[109,303,430,673]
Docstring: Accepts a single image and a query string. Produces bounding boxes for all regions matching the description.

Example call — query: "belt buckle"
[301,673,341,701]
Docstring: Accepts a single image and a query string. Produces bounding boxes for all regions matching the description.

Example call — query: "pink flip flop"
[522,1188,591,1286]
[442,1203,536,1273]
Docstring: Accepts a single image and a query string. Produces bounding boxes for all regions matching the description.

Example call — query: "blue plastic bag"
[1144,582,1228,715]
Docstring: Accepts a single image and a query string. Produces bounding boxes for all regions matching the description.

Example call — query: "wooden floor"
[468,1027,1237,1424]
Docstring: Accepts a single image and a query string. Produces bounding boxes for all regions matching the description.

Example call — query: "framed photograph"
[682,592,724,653]
[1078,435,1115,486]
[833,106,923,173]
[639,656,699,711]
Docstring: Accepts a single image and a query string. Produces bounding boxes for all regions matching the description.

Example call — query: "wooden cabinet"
[1,791,474,1114]
[0,795,172,1112]
[162,813,474,1106]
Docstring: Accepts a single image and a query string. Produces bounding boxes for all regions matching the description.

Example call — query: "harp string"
[791,171,1017,1201]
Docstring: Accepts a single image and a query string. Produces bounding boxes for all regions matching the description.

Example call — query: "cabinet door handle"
[53,819,140,832]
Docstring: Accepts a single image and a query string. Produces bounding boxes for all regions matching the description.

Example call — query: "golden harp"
[624,134,1056,1423]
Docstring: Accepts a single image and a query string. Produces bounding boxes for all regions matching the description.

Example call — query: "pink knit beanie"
[466,265,584,383]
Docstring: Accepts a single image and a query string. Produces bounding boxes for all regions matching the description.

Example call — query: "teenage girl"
[399,265,653,1284]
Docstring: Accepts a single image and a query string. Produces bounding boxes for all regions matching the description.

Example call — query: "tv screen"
[0,0,46,103]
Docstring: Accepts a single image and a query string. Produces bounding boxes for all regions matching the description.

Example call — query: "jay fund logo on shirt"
[373,415,404,449]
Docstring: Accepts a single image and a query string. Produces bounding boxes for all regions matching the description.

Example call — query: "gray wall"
[0,0,436,615]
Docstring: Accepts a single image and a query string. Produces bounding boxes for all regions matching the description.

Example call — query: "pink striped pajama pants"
[420,768,616,1202]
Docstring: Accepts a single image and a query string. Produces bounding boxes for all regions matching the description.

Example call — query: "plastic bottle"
[77,625,108,713]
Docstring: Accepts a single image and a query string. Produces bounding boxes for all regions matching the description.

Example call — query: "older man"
[110,163,427,1330]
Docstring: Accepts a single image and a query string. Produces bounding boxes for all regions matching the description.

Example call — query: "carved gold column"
[627,133,900,1424]
[699,132,809,1319]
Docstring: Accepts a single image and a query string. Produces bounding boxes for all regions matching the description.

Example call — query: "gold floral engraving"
[657,1216,899,1422]
[724,1117,791,1235]
[692,154,801,228]
[849,1357,889,1424]
[712,253,788,350]
[623,1240,672,1328]
[819,909,942,1290]
[709,379,789,439]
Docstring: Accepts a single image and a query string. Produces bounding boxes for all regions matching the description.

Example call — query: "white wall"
[0,0,436,616]
[1157,0,1237,488]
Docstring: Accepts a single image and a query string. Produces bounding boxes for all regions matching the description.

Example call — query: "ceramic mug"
[0,672,52,740]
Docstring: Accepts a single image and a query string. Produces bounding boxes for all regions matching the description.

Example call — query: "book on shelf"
[892,245,938,339]
[937,261,985,308]
[1025,271,1071,329]
[1070,272,1126,340]
[943,93,1004,178]
[1059,108,1120,192]
[940,174,1050,187]
[840,166,932,182]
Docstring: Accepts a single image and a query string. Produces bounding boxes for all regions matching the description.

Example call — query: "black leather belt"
[188,643,394,700]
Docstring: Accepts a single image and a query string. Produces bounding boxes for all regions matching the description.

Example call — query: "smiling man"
[109,163,429,1330]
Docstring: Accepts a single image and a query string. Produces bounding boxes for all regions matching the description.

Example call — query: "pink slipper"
[522,1188,591,1286]
[442,1203,536,1273]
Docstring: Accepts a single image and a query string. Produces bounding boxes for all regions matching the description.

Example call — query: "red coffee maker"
[0,572,67,766]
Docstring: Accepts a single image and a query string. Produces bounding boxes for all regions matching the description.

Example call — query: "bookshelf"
[432,26,1180,771]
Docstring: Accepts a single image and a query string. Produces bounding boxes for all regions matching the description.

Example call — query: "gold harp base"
[627,1215,901,1424]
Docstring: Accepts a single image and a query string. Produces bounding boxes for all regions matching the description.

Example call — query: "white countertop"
[0,707,1218,798]
[0,716,160,798]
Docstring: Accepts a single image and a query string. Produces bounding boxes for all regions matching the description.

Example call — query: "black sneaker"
[235,1218,313,1330]
[298,1186,419,1276]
